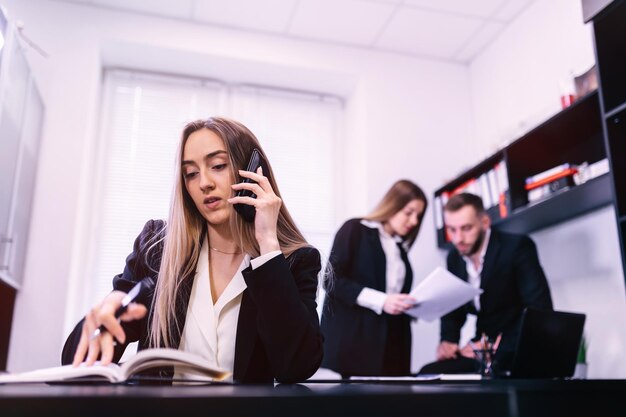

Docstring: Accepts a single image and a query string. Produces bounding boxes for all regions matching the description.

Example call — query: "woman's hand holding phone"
[229,166,281,255]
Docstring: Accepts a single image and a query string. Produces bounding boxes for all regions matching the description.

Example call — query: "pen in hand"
[90,281,144,341]
[493,333,502,352]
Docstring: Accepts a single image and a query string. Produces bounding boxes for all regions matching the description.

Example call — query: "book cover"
[525,163,572,185]
[527,176,575,204]
[525,167,578,191]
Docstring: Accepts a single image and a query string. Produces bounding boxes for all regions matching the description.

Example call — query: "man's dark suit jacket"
[320,219,412,376]
[441,228,553,363]
[61,219,323,384]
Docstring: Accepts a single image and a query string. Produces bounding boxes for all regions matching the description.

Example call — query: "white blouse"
[356,219,407,315]
[461,228,491,311]
[174,236,279,382]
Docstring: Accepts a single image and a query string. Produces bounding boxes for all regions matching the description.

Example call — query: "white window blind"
[84,70,342,314]
[229,86,341,260]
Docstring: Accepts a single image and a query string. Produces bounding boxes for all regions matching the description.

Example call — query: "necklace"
[210,246,242,255]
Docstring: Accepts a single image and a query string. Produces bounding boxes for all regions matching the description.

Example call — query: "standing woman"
[320,180,427,376]
[62,117,323,384]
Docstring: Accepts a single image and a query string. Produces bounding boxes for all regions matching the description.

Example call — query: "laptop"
[507,308,586,379]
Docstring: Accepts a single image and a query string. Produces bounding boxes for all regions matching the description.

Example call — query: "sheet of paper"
[439,373,482,381]
[405,267,482,321]
[349,375,442,382]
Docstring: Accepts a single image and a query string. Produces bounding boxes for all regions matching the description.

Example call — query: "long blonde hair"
[363,179,428,248]
[149,117,309,347]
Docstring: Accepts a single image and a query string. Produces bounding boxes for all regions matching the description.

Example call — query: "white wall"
[468,0,626,378]
[2,0,471,373]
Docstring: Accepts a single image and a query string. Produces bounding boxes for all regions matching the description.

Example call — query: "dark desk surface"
[1,379,625,417]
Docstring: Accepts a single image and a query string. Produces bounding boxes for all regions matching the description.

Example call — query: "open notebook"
[0,348,231,384]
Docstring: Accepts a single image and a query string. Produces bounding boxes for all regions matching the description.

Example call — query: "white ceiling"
[54,0,535,63]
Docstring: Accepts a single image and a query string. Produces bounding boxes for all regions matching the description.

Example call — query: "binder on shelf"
[451,177,478,196]
[525,163,578,204]
[573,162,589,185]
[527,176,576,204]
[588,158,609,179]
[478,173,493,209]
[487,169,500,208]
[434,195,444,230]
[525,167,578,191]
[494,161,509,194]
[573,159,609,185]
[525,163,573,186]
[494,161,509,219]
[436,192,450,247]
[448,173,493,210]
[525,160,608,198]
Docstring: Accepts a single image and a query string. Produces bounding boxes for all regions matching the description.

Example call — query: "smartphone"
[233,148,270,222]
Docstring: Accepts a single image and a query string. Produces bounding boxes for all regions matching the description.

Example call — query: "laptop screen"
[509,308,586,378]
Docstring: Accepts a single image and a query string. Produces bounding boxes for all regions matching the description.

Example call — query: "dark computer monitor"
[508,308,586,379]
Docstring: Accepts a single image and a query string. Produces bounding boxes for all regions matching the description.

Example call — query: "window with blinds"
[84,69,342,316]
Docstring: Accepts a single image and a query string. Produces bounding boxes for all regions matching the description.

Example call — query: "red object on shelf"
[498,193,508,218]
[524,168,578,190]
[451,178,476,196]
[561,94,576,109]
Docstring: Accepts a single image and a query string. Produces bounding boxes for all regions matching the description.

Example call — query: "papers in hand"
[405,267,482,321]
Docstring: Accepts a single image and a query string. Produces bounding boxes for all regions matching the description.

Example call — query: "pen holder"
[473,348,497,378]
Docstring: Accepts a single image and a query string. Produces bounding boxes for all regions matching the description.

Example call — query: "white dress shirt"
[462,228,491,311]
[174,236,280,382]
[356,220,407,315]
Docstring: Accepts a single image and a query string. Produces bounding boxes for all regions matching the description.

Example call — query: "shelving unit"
[495,175,612,235]
[434,90,611,249]
[590,0,626,284]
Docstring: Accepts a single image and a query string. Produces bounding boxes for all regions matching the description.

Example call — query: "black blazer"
[441,228,553,355]
[320,219,412,376]
[62,220,323,384]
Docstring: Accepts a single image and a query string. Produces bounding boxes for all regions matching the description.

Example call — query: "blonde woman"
[62,117,323,384]
[320,180,427,377]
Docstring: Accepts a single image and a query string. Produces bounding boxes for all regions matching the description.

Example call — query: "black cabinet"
[505,91,607,212]
[0,280,15,370]
[591,0,626,281]
[593,0,626,115]
[434,91,611,248]
[605,111,626,217]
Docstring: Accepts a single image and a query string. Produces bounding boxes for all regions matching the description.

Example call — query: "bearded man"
[419,192,553,375]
